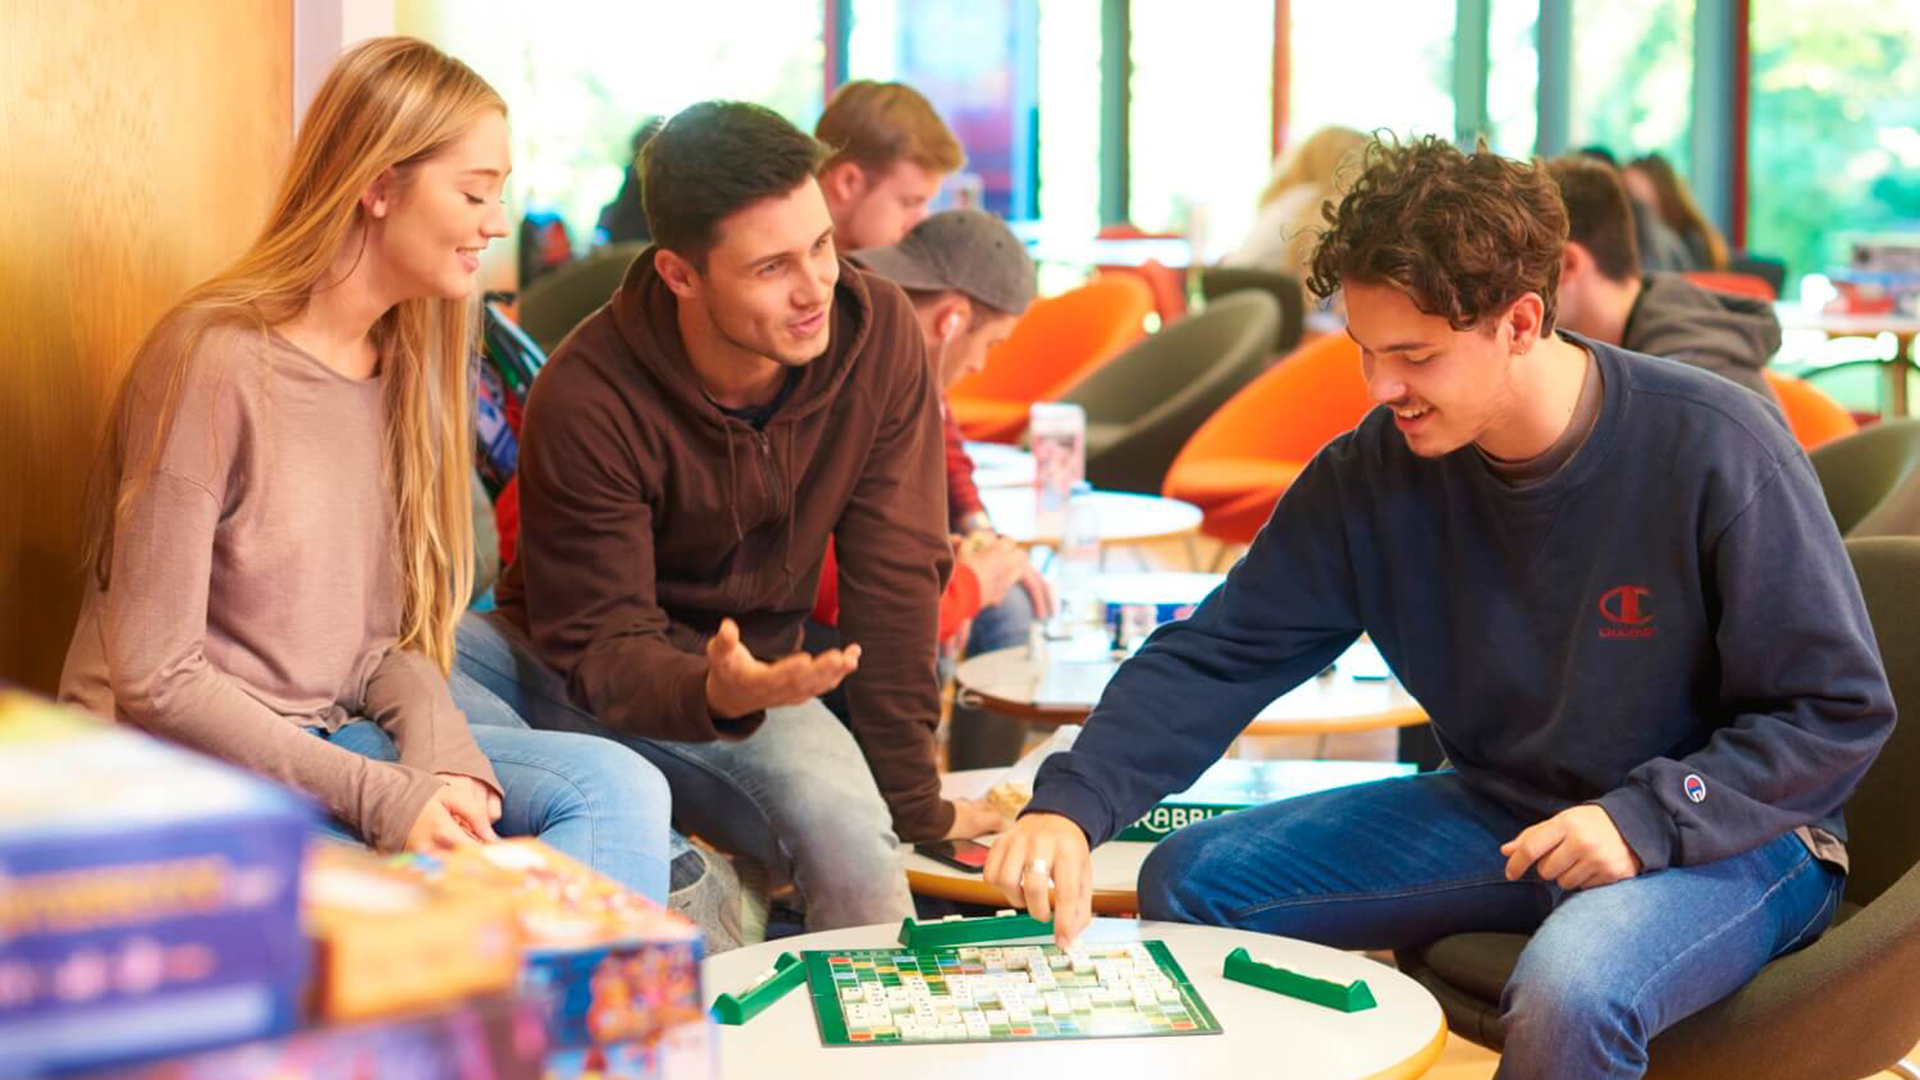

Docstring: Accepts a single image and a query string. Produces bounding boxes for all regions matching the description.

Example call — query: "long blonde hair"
[1257,126,1368,208]
[80,37,504,672]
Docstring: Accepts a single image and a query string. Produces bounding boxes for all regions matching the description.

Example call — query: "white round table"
[1775,304,1920,416]
[963,441,1037,488]
[901,764,1414,914]
[980,488,1204,547]
[701,918,1446,1079]
[955,638,1427,739]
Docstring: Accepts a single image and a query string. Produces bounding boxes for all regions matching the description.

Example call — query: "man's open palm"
[705,617,860,718]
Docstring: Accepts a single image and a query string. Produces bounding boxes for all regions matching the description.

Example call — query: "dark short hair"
[1547,156,1641,282]
[1307,135,1568,332]
[641,101,828,267]
[1576,144,1619,167]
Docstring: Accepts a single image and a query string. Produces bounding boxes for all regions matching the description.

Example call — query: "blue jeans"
[948,583,1038,769]
[311,719,672,905]
[453,612,912,931]
[1138,771,1843,1080]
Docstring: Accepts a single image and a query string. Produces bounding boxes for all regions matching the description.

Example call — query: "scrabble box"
[0,693,315,1077]
[395,840,715,1080]
[74,993,549,1080]
[1113,758,1416,841]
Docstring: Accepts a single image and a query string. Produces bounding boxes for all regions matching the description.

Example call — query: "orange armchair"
[1764,369,1859,451]
[1162,333,1375,544]
[947,275,1154,443]
[1681,270,1777,301]
[1095,223,1189,325]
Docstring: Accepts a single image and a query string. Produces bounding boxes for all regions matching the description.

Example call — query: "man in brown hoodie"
[460,101,1002,931]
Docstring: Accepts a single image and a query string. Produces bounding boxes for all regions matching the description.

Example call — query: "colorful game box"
[394,840,714,1080]
[73,992,549,1080]
[0,693,315,1077]
[804,940,1222,1046]
[1113,758,1415,842]
[304,843,521,1023]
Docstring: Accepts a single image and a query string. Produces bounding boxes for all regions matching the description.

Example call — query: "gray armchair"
[516,243,646,354]
[1395,536,1920,1080]
[1199,267,1306,356]
[1809,418,1920,536]
[1056,290,1281,495]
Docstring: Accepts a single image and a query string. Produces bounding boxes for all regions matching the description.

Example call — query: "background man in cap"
[809,209,1054,768]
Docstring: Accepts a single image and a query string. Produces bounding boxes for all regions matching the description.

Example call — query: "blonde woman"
[60,38,670,901]
[1222,125,1368,281]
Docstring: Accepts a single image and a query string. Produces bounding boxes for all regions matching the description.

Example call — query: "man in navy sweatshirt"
[985,137,1893,1080]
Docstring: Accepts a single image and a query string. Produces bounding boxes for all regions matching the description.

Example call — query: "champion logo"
[1598,585,1657,639]
[1683,774,1707,804]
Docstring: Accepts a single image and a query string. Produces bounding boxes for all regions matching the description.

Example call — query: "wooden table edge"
[904,866,1140,915]
[1241,704,1431,737]
[1357,1016,1449,1080]
[959,688,1431,736]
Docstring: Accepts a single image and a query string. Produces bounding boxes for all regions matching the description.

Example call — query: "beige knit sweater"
[61,318,497,851]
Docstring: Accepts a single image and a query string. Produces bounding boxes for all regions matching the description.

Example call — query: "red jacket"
[944,408,984,525]
[812,538,981,642]
[812,405,988,642]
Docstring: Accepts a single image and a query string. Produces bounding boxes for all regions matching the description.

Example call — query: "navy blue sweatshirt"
[1028,337,1894,872]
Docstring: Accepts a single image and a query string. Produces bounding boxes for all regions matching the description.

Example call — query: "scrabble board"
[804,941,1222,1047]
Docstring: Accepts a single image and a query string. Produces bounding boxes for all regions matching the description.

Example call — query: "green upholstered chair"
[1199,267,1306,357]
[516,242,645,354]
[1808,419,1920,536]
[1393,536,1920,1079]
[1056,290,1281,496]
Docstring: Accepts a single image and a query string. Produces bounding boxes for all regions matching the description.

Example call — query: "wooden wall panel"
[0,1,293,691]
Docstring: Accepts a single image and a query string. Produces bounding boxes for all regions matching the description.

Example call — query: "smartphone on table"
[914,838,992,874]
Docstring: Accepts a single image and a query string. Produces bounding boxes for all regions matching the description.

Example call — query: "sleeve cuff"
[431,745,503,800]
[674,657,766,741]
[1023,776,1118,848]
[895,796,955,844]
[365,765,446,854]
[1593,786,1676,873]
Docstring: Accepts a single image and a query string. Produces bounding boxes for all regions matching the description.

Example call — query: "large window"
[1289,1,1453,145]
[1567,0,1693,172]
[1748,1,1920,293]
[1034,0,1102,240]
[1126,0,1273,252]
[1485,0,1540,156]
[847,0,1039,219]
[399,1,826,250]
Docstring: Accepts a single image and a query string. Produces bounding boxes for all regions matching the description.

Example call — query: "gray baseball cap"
[855,209,1037,317]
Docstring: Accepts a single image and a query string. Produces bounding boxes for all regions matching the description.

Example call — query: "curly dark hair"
[1306,135,1567,332]
[642,101,829,269]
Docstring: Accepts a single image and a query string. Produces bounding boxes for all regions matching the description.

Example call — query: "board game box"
[72,993,549,1080]
[0,693,315,1077]
[1113,758,1415,842]
[394,840,715,1080]
[804,940,1221,1047]
[304,843,521,1023]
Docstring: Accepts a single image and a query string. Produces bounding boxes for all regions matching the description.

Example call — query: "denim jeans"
[310,719,672,905]
[948,582,1038,769]
[453,611,913,931]
[1138,770,1843,1080]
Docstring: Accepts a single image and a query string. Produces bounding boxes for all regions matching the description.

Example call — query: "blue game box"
[0,693,315,1077]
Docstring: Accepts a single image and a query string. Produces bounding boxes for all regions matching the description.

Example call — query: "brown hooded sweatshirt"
[495,252,956,840]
